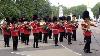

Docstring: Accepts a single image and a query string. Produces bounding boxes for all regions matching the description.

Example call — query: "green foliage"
[0,0,52,20]
[51,6,59,17]
[0,0,88,20]
[70,5,87,18]
[92,2,100,18]
[62,6,71,16]
[55,5,87,18]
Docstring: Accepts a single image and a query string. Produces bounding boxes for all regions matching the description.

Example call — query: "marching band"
[0,11,96,53]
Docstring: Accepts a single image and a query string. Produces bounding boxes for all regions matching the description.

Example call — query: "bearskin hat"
[59,17,63,20]
[32,15,38,21]
[66,16,71,21]
[53,16,58,22]
[82,11,90,20]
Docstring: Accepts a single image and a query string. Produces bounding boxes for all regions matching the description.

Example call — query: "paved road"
[0,23,100,56]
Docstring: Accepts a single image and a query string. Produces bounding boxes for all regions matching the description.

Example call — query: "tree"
[16,0,52,19]
[70,5,87,18]
[51,6,59,17]
[62,6,71,16]
[0,0,52,20]
[92,2,100,18]
[0,0,20,19]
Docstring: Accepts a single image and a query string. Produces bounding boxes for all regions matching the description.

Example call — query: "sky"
[49,0,100,8]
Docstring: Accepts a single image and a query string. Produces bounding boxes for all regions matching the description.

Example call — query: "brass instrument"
[5,25,10,32]
[42,22,50,31]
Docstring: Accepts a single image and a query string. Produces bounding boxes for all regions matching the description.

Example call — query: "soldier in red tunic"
[59,20,65,42]
[42,22,49,43]
[81,11,96,53]
[37,21,43,42]
[65,16,73,45]
[71,15,78,41]
[19,23,25,43]
[1,21,11,47]
[10,24,19,51]
[47,22,52,39]
[52,17,59,46]
[24,21,31,45]
[31,20,39,48]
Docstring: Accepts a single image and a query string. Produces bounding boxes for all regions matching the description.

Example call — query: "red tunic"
[81,22,92,37]
[24,25,31,35]
[31,23,39,33]
[59,26,65,32]
[48,22,54,30]
[52,23,59,34]
[65,23,73,33]
[11,27,19,37]
[1,24,11,36]
[83,31,92,37]
[72,24,78,30]
[19,24,25,33]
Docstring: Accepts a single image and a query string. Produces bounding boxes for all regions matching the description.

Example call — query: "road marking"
[26,55,31,56]
[60,44,82,56]
[11,52,26,56]
[20,54,25,56]
[16,52,20,54]
[11,52,14,54]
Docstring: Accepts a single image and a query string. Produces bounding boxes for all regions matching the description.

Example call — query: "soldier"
[1,22,11,47]
[48,22,52,39]
[20,23,25,43]
[38,21,43,42]
[31,20,39,48]
[65,16,73,45]
[47,16,52,39]
[24,21,31,45]
[10,24,19,51]
[59,20,65,42]
[52,17,59,46]
[71,15,78,41]
[63,17,68,39]
[42,22,49,43]
[81,11,96,53]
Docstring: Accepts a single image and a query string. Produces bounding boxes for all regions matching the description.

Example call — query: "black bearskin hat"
[82,11,90,20]
[53,16,58,22]
[59,17,62,20]
[66,16,71,21]
[32,15,38,21]
[62,16,66,20]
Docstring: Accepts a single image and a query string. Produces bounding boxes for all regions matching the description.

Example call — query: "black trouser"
[65,32,68,39]
[12,36,18,51]
[24,34,30,45]
[67,32,72,44]
[43,33,48,43]
[84,36,91,52]
[33,33,39,48]
[38,32,42,42]
[48,30,52,39]
[59,32,64,42]
[53,34,58,45]
[21,33,25,43]
[4,35,10,47]
[18,31,20,40]
[72,30,76,41]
